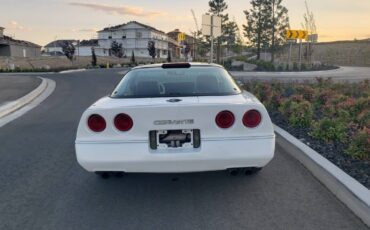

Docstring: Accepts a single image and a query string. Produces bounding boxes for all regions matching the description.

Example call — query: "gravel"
[270,110,370,189]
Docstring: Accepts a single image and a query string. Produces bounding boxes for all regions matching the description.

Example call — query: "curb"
[274,124,370,227]
[0,72,56,75]
[59,69,86,74]
[0,77,48,119]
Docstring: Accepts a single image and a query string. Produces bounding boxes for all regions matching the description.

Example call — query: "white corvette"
[75,63,275,177]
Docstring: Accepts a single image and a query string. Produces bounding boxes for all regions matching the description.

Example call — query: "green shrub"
[301,63,307,71]
[279,99,313,128]
[295,85,315,102]
[248,60,275,71]
[346,128,370,160]
[293,62,299,71]
[310,118,347,142]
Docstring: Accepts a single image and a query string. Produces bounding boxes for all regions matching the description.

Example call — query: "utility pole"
[288,42,292,70]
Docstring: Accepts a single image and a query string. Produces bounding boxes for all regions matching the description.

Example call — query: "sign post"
[177,33,186,42]
[299,39,303,70]
[285,30,309,70]
[202,14,222,63]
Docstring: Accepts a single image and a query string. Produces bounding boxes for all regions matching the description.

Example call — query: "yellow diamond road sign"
[178,33,186,42]
[286,30,308,40]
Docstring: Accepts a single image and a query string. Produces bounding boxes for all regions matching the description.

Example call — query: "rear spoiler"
[162,63,191,69]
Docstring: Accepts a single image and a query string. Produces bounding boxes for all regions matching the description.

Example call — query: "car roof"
[131,62,224,70]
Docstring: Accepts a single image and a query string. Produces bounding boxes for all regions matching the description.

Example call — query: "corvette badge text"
[154,119,194,125]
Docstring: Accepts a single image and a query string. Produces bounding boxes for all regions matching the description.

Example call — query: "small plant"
[346,128,370,160]
[279,100,313,128]
[310,118,347,142]
[91,48,97,67]
[148,41,156,60]
[131,51,136,66]
[167,51,172,63]
[61,41,75,63]
[111,41,124,58]
[292,62,299,71]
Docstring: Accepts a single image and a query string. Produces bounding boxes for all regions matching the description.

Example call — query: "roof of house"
[98,21,166,35]
[79,39,98,46]
[0,35,41,48]
[44,39,78,48]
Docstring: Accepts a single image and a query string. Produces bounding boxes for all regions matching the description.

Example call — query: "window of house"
[136,32,142,38]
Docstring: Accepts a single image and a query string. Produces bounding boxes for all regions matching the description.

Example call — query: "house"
[97,21,169,58]
[77,39,109,57]
[167,29,195,60]
[0,27,41,58]
[43,39,78,56]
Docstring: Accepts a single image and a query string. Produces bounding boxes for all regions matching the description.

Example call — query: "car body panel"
[75,63,275,173]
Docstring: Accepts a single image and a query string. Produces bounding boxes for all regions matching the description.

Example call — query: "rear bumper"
[75,136,275,173]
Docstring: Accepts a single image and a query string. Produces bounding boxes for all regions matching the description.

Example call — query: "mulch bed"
[270,110,370,189]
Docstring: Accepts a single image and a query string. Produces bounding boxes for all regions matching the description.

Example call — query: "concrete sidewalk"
[0,76,42,106]
[231,66,370,82]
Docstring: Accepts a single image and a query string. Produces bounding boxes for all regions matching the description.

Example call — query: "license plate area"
[149,129,201,150]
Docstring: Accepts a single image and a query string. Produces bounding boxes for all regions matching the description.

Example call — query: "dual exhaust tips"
[95,168,262,179]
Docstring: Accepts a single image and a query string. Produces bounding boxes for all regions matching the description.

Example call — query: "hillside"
[276,38,370,67]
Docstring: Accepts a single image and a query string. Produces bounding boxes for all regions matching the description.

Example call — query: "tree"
[223,20,239,52]
[209,0,229,63]
[111,41,123,58]
[243,0,271,60]
[148,41,156,60]
[184,41,191,60]
[62,41,75,63]
[267,0,290,62]
[131,51,136,66]
[167,51,172,62]
[301,0,317,62]
[91,47,97,67]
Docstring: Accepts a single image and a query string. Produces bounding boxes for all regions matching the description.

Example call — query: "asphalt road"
[231,66,370,82]
[0,69,368,230]
[0,75,41,105]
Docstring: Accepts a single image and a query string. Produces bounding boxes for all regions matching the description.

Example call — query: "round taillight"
[243,110,262,128]
[88,114,106,132]
[114,113,133,132]
[215,111,235,129]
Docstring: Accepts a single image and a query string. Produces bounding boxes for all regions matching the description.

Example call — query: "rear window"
[111,66,241,98]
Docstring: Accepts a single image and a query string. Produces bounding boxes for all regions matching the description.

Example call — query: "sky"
[0,0,369,46]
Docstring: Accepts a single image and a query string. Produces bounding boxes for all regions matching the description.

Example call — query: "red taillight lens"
[88,114,106,132]
[114,113,133,131]
[243,110,262,128]
[215,111,235,129]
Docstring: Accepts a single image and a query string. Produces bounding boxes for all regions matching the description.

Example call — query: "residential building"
[0,27,41,57]
[97,21,169,58]
[167,29,195,60]
[43,40,77,56]
[78,39,109,57]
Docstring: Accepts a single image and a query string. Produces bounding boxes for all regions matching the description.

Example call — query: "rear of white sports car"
[75,63,275,175]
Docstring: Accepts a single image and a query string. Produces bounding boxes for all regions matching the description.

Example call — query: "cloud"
[69,2,167,18]
[7,21,32,31]
[70,28,98,33]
